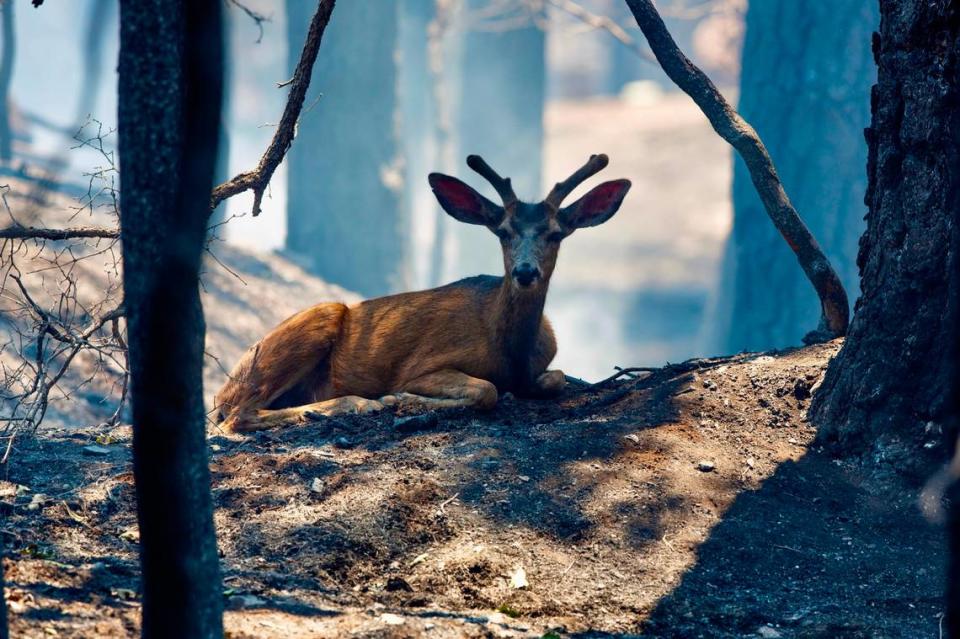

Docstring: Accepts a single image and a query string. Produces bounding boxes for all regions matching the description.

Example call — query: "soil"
[1,341,948,638]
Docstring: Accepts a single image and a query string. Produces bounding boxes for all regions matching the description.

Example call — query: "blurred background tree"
[285,0,405,296]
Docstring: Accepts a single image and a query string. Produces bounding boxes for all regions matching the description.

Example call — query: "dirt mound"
[1,341,947,638]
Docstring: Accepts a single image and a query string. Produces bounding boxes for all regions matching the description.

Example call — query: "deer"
[215,154,631,432]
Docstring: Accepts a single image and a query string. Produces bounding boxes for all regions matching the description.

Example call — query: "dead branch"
[546,0,656,64]
[0,225,118,240]
[210,0,336,216]
[624,0,850,341]
[227,0,270,44]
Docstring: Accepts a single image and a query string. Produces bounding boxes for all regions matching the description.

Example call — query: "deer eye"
[546,231,565,243]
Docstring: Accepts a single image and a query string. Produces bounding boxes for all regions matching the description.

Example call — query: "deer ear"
[559,179,631,229]
[429,173,503,226]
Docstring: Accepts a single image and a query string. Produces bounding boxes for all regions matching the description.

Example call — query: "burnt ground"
[0,341,949,638]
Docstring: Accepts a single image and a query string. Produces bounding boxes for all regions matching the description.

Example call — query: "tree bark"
[118,1,224,637]
[809,1,960,468]
[285,0,404,297]
[0,545,7,639]
[711,0,877,354]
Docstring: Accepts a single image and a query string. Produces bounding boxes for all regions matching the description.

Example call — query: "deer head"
[428,154,631,291]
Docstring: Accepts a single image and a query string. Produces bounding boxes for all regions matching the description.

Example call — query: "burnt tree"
[810,2,960,467]
[118,1,224,637]
[0,541,6,639]
[712,0,877,353]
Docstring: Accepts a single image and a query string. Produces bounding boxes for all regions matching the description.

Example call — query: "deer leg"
[226,395,385,433]
[216,303,346,432]
[380,369,499,412]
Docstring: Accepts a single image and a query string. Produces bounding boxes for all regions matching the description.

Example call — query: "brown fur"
[216,155,630,432]
[215,275,560,432]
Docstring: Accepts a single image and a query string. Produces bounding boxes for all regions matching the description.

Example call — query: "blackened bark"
[0,543,7,639]
[0,0,14,163]
[810,2,960,467]
[285,0,404,297]
[713,0,877,353]
[118,1,224,637]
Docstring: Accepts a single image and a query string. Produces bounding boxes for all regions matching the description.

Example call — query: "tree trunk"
[809,1,960,469]
[399,0,437,289]
[0,0,14,163]
[117,1,224,637]
[710,0,877,354]
[285,0,404,297]
[447,0,545,280]
[0,545,7,639]
[74,0,112,127]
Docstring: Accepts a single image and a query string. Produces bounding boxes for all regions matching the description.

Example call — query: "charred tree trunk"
[810,2,960,469]
[285,0,404,297]
[448,0,545,280]
[0,543,7,639]
[711,0,877,353]
[0,0,14,163]
[118,1,224,637]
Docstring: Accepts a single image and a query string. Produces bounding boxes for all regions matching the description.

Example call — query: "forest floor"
[2,340,948,638]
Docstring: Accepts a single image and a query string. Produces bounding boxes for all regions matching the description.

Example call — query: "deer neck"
[493,277,549,376]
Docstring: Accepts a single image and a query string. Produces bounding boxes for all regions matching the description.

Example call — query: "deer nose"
[512,263,540,286]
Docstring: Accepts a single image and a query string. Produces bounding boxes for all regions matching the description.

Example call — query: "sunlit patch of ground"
[2,341,947,638]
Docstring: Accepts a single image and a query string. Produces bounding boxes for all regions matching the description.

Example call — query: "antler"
[466,155,518,208]
[544,154,609,210]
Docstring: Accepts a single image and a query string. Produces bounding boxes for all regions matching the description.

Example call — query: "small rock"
[623,433,640,445]
[380,613,405,626]
[746,457,756,469]
[26,493,47,511]
[394,413,440,433]
[509,565,529,589]
[333,436,353,449]
[385,576,413,592]
[227,594,265,610]
[518,475,530,482]
[757,626,782,638]
[696,460,716,473]
[82,445,111,456]
[310,477,325,494]
[793,377,813,400]
[702,379,718,391]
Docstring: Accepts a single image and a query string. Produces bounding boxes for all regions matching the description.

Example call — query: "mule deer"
[215,154,630,432]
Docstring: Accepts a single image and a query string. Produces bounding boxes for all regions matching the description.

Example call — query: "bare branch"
[226,0,270,44]
[624,0,850,340]
[546,0,656,64]
[211,0,336,216]
[0,225,119,240]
